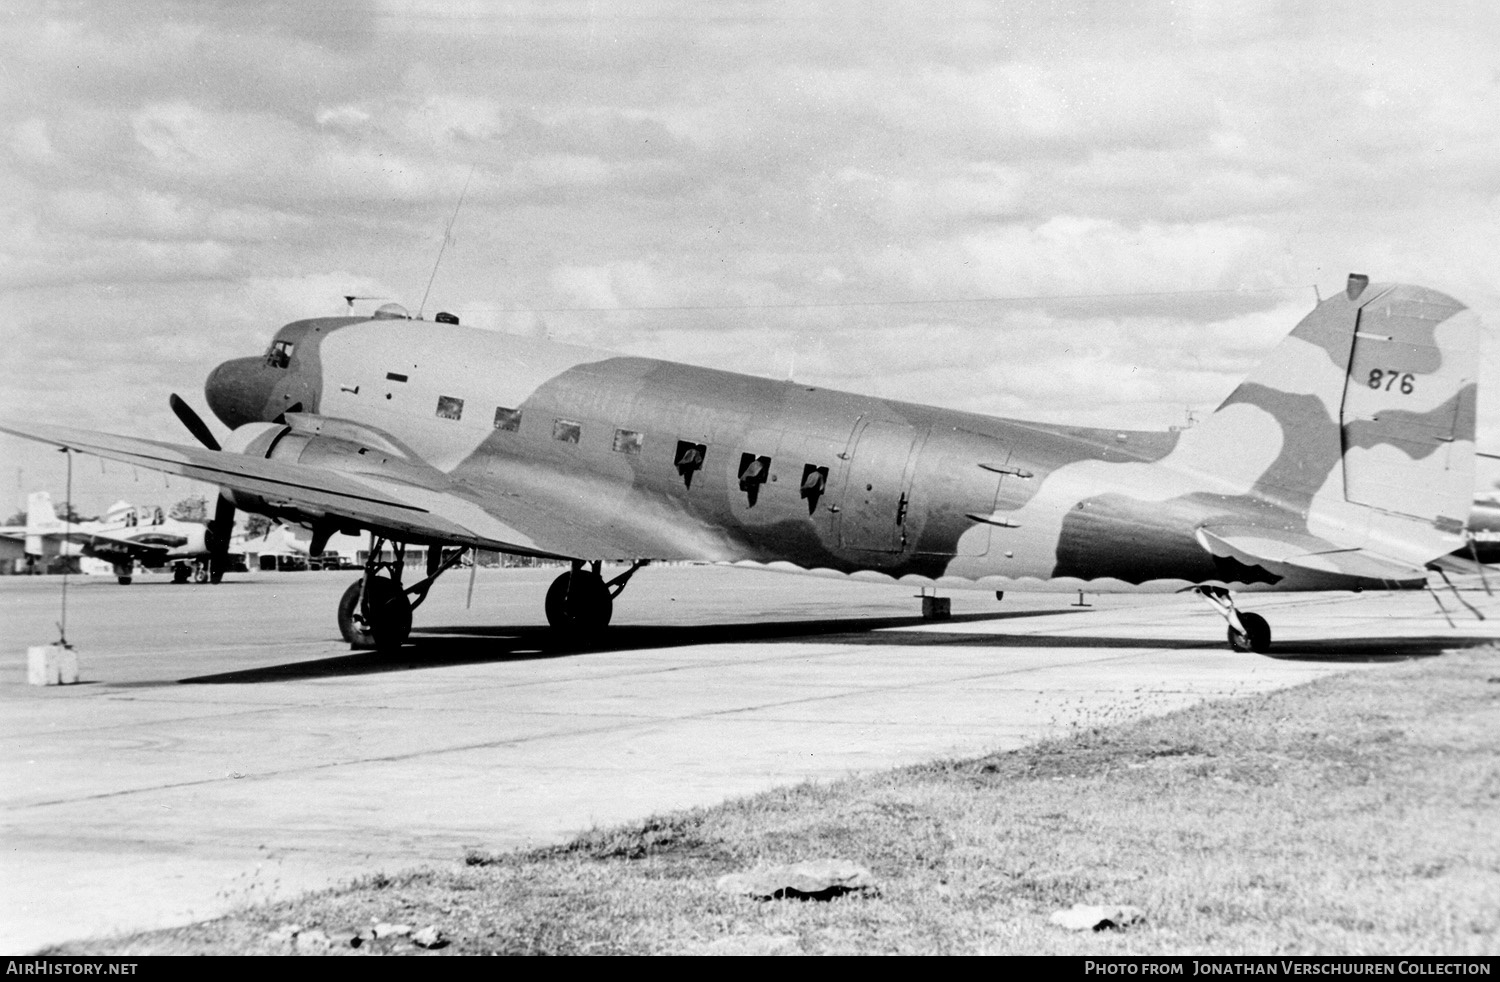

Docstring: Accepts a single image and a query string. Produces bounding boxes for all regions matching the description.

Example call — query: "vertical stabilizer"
[24,491,61,556]
[1186,276,1479,561]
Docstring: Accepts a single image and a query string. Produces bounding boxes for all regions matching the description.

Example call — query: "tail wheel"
[545,570,613,632]
[338,576,413,651]
[1228,612,1272,653]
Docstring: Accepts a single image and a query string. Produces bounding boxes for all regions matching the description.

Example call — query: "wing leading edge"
[0,419,550,556]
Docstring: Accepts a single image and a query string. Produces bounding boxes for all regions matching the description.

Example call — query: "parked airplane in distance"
[0,273,1483,652]
[1467,494,1500,565]
[0,491,218,584]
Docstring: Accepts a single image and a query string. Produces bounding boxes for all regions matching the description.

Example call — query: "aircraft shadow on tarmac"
[171,608,1484,685]
[176,610,1064,684]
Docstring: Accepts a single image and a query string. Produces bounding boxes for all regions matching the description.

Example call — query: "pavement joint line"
[6,632,1391,746]
[7,644,1249,812]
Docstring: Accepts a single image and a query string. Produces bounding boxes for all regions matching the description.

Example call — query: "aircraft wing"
[1195,525,1428,584]
[55,528,176,558]
[0,420,561,557]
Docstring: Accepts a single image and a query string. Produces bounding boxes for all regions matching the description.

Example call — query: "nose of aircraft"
[205,356,276,430]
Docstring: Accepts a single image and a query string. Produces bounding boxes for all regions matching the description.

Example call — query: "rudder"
[1337,278,1478,528]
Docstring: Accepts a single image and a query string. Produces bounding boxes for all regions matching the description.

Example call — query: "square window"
[612,428,643,454]
[266,340,294,369]
[675,440,707,488]
[738,452,771,489]
[553,418,582,444]
[494,407,522,431]
[436,395,464,420]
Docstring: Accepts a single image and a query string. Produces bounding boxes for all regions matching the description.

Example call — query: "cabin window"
[612,428,643,455]
[494,407,522,431]
[436,395,464,421]
[800,464,829,514]
[738,452,772,507]
[266,340,294,369]
[675,440,707,488]
[553,418,582,444]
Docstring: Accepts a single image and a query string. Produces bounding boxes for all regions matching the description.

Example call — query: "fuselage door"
[837,419,920,554]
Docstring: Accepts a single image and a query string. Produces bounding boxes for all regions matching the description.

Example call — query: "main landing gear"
[1194,585,1272,653]
[338,536,468,652]
[545,560,648,633]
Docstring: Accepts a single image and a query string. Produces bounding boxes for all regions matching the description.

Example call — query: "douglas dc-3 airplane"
[0,273,1483,653]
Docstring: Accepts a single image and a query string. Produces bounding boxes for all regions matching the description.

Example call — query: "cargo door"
[908,426,1004,557]
[837,419,920,554]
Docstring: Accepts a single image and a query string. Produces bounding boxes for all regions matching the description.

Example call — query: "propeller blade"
[170,394,222,452]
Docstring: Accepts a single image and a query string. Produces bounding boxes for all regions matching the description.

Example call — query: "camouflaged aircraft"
[0,273,1483,654]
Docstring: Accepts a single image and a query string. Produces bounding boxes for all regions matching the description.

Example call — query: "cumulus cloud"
[5,0,1500,507]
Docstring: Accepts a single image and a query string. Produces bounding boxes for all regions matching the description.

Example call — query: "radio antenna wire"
[418,164,476,320]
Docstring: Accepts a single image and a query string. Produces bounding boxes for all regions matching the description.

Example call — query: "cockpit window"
[266,340,294,369]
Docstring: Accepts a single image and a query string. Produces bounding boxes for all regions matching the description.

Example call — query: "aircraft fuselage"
[201,311,1419,593]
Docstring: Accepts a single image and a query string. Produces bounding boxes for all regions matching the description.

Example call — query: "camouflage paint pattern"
[181,278,1478,595]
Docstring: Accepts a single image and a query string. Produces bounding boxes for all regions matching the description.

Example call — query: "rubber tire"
[338,576,413,651]
[117,576,133,585]
[172,565,191,584]
[1227,612,1272,653]
[544,570,613,632]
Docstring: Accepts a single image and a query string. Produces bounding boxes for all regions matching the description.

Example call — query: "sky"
[3,0,1499,517]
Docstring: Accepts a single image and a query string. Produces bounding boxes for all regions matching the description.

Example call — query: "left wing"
[0,420,555,556]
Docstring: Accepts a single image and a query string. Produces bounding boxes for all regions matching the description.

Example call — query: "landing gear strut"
[1195,586,1272,653]
[337,536,468,652]
[545,560,647,633]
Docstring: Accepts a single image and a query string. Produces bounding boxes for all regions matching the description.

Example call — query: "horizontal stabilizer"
[1196,525,1427,583]
[1426,553,1490,577]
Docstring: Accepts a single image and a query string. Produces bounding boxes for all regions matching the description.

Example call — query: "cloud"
[859,216,1281,300]
[2,0,1499,503]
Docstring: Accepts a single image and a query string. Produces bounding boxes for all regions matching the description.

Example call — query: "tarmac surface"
[1,564,1496,952]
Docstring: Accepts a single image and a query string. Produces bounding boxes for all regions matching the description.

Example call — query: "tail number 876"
[1368,369,1415,394]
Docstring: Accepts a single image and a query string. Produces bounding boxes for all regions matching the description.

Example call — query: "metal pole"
[57,449,71,647]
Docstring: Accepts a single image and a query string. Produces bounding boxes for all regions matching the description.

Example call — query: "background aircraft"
[0,274,1484,652]
[1466,493,1500,565]
[0,492,217,584]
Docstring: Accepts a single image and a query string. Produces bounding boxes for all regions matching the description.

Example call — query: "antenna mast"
[418,164,476,319]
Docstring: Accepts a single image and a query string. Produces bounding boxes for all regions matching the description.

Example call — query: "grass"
[52,644,1500,955]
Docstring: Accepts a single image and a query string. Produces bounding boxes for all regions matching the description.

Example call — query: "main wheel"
[338,576,413,651]
[1227,612,1272,653]
[172,565,191,584]
[544,570,613,632]
[117,575,133,585]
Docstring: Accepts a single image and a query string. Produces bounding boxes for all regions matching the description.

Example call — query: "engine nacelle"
[216,418,442,531]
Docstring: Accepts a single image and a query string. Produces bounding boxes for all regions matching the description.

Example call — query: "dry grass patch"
[55,644,1500,955]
